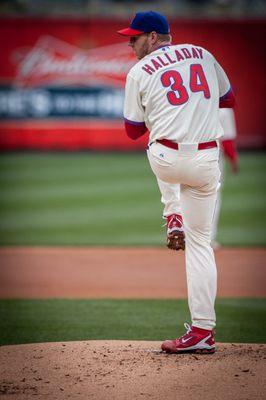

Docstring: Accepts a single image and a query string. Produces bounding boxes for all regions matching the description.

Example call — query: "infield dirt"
[0,247,265,298]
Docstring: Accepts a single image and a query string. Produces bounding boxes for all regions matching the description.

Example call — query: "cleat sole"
[167,230,185,251]
[163,347,215,355]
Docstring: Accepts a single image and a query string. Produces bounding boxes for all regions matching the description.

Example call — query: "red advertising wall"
[0,17,265,150]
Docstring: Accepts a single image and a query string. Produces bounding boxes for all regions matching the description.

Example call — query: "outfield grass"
[0,152,265,246]
[0,299,265,346]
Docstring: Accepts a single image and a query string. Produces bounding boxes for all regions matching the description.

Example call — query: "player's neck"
[149,41,171,54]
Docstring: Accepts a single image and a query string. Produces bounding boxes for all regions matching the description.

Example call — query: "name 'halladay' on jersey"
[124,44,232,143]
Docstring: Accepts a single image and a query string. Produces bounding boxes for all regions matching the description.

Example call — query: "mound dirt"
[0,341,265,400]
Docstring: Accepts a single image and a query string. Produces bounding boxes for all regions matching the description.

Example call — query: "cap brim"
[117,27,145,36]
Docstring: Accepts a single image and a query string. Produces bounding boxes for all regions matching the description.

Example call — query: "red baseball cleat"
[161,323,215,354]
[166,214,185,251]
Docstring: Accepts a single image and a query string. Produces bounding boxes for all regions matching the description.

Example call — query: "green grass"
[0,152,265,246]
[0,298,265,346]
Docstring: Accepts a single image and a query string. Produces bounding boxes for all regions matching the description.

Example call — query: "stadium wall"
[0,18,265,150]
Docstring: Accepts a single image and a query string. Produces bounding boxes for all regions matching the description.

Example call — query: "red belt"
[157,139,217,150]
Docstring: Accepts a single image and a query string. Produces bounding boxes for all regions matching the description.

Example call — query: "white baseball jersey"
[124,44,232,143]
[219,108,237,140]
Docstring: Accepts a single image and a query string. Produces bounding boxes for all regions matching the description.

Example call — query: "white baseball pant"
[156,151,224,244]
[147,142,221,330]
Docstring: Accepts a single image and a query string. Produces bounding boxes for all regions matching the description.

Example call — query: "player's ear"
[149,31,158,44]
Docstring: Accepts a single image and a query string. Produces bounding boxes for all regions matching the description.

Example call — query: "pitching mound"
[0,341,265,400]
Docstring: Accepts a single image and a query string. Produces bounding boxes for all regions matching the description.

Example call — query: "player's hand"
[231,159,239,173]
[221,139,239,174]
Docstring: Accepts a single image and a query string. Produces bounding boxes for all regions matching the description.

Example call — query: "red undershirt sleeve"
[124,119,147,140]
[219,88,236,108]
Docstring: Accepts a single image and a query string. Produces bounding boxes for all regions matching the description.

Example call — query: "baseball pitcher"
[118,11,235,354]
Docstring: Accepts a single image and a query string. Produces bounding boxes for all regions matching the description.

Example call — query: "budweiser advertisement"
[0,18,265,150]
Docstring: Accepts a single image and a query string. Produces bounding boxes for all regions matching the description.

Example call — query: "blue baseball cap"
[117,11,170,36]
